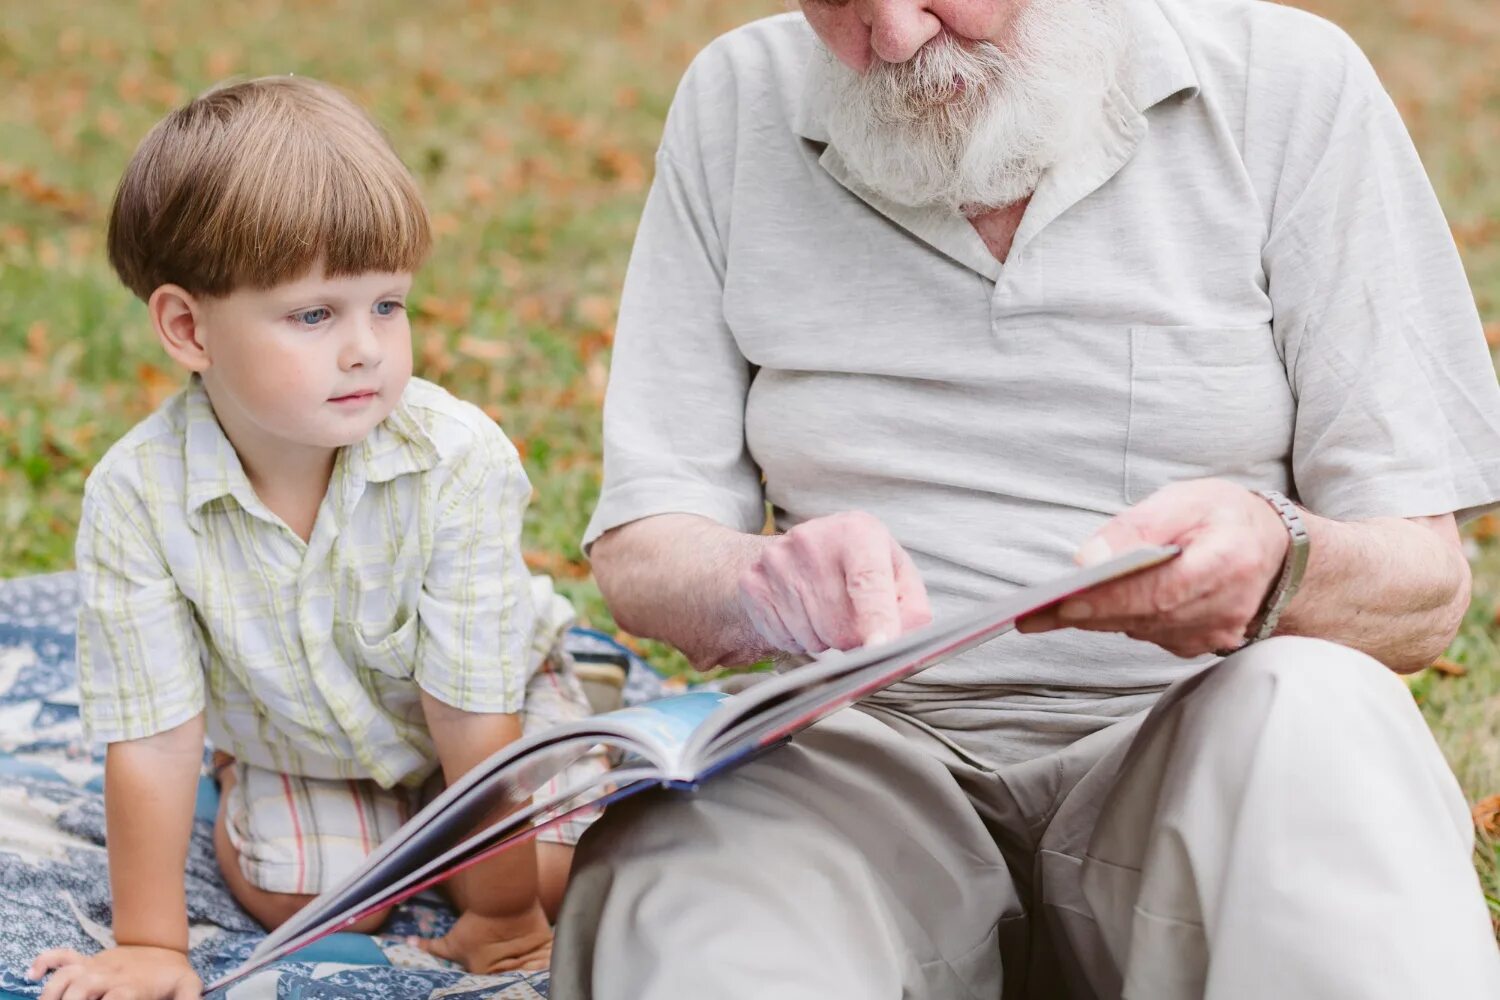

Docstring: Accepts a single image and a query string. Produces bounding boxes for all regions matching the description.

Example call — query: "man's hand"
[1018,479,1289,657]
[29,945,201,1000]
[737,511,933,654]
[414,903,553,974]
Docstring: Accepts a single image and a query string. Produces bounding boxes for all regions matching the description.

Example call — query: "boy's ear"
[148,284,211,372]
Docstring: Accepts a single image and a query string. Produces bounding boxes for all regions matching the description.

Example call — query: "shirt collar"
[793,0,1199,144]
[182,376,441,524]
[358,392,441,485]
[183,375,260,521]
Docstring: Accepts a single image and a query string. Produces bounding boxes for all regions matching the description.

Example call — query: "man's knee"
[572,783,700,871]
[1163,635,1458,818]
[1213,635,1415,720]
[555,718,1013,1000]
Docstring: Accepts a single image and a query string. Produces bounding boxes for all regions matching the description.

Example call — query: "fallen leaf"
[513,295,547,325]
[204,46,240,79]
[522,549,590,580]
[457,335,512,362]
[25,322,48,360]
[612,630,647,655]
[2,168,91,219]
[418,297,472,326]
[592,145,648,189]
[1430,657,1467,678]
[95,108,123,138]
[463,174,494,206]
[1475,794,1500,838]
[576,296,615,330]
[137,363,178,409]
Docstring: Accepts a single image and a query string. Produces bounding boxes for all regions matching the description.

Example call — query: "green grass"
[1,0,1498,930]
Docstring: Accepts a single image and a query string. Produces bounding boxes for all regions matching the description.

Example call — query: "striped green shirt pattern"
[77,376,539,788]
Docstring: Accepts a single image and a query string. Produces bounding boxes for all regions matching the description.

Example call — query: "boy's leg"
[550,706,1020,1000]
[214,760,408,933]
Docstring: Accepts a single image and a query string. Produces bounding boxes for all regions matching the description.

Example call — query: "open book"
[209,544,1177,992]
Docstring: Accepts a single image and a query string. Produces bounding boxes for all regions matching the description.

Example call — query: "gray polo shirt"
[585,0,1500,765]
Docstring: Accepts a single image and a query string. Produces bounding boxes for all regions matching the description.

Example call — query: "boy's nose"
[340,321,381,370]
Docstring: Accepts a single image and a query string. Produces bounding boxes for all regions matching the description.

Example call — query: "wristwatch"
[1243,489,1310,643]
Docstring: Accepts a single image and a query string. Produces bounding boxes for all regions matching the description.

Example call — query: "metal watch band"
[1247,489,1310,642]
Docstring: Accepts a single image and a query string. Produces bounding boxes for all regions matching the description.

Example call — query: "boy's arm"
[29,716,205,1000]
[409,421,552,972]
[416,692,552,972]
[106,714,206,950]
[29,477,210,997]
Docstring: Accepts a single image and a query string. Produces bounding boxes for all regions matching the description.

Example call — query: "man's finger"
[889,538,933,631]
[771,582,830,653]
[1075,483,1214,567]
[841,540,901,646]
[1016,608,1060,633]
[746,599,804,655]
[1057,527,1238,622]
[740,572,804,653]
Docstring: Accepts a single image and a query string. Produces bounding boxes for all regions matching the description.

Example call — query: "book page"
[248,691,729,959]
[682,545,1179,771]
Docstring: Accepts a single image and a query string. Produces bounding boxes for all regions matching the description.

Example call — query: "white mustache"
[859,35,1012,125]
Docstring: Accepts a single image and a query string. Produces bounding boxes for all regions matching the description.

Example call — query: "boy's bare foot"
[412,902,553,974]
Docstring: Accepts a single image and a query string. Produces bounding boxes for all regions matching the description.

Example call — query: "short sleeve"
[1265,48,1500,524]
[77,479,205,743]
[581,146,766,552]
[415,426,534,713]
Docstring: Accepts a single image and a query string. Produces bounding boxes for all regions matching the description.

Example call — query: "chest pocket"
[1124,325,1295,504]
[341,613,419,680]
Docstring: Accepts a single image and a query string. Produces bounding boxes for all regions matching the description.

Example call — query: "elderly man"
[551,0,1500,996]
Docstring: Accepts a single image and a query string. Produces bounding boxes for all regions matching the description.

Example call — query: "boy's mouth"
[329,389,379,405]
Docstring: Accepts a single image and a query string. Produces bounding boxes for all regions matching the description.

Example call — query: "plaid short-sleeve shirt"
[78,376,543,788]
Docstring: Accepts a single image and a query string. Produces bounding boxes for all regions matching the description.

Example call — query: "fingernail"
[865,630,892,647]
[1058,600,1093,621]
[1076,536,1113,567]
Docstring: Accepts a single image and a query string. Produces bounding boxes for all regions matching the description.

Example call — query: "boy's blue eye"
[375,300,404,317]
[293,307,331,326]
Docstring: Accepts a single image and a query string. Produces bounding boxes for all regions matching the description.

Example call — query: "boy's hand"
[29,945,201,1000]
[413,903,553,974]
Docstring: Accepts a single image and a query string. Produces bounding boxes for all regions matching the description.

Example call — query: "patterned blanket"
[0,572,667,1000]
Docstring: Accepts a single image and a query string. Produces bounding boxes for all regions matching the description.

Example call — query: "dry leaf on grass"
[1430,657,1468,678]
[1474,794,1500,838]
[522,549,590,581]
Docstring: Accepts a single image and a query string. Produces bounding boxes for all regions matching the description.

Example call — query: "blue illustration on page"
[604,690,727,748]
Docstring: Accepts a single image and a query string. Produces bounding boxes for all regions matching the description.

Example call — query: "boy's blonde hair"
[107,75,431,301]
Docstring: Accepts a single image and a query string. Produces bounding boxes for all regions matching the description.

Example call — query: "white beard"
[820,0,1126,214]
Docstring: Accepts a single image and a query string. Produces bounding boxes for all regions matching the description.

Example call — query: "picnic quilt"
[0,571,668,999]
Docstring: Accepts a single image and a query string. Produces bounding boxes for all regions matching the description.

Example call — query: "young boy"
[27,76,608,1000]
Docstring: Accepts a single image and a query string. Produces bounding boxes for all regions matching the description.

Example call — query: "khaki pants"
[550,637,1500,999]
